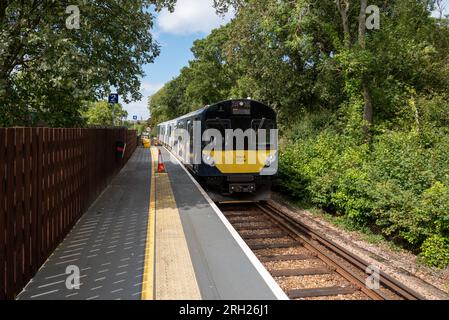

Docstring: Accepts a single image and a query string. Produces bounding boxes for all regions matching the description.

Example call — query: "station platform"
[17,147,287,300]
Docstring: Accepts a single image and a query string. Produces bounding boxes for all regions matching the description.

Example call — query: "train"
[156,99,278,202]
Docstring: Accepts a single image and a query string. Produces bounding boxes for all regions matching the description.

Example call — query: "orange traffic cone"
[157,149,166,173]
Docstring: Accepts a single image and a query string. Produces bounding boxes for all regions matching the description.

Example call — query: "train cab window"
[205,119,231,148]
[252,118,274,130]
[206,119,231,133]
[252,119,274,147]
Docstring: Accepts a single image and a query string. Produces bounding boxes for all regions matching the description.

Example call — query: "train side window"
[187,120,193,140]
[187,120,194,153]
[177,121,184,142]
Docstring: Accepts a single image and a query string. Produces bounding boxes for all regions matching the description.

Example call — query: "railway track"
[218,202,425,300]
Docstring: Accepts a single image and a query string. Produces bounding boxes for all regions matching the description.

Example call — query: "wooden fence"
[0,128,137,299]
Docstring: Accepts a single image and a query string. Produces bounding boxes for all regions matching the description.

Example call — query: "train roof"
[157,99,272,127]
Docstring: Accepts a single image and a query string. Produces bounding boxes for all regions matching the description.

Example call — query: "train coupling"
[229,183,256,194]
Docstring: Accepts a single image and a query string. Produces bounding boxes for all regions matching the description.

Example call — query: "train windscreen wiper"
[258,118,266,130]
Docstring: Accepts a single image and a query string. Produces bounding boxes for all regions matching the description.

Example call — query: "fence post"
[31,129,39,276]
[14,128,24,294]
[0,129,6,300]
[6,129,15,299]
[36,128,44,267]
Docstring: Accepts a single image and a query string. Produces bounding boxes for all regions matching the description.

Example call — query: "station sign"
[108,93,119,104]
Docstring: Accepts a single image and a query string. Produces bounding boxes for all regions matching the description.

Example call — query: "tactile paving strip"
[154,167,201,300]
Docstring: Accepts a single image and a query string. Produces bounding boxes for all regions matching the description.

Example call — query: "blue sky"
[124,0,233,120]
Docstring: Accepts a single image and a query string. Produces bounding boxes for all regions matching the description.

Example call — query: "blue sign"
[108,93,119,104]
[133,116,138,121]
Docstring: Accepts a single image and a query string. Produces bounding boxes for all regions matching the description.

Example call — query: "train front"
[199,99,278,202]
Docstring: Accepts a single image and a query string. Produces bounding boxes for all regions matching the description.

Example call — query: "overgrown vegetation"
[150,0,449,268]
[83,101,128,127]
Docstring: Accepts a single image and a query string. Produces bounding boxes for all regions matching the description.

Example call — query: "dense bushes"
[421,236,449,269]
[279,118,449,268]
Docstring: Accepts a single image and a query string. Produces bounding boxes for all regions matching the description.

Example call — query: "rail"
[219,202,425,300]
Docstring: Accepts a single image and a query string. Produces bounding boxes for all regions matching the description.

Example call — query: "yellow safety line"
[141,147,157,300]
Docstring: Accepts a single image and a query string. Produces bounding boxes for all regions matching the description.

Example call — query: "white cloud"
[125,100,150,121]
[141,82,165,94]
[157,0,234,35]
[431,0,449,17]
[124,82,164,120]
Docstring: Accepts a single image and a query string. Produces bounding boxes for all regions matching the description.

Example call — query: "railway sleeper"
[224,212,262,218]
[271,267,334,277]
[228,218,271,224]
[259,254,317,262]
[242,233,287,240]
[251,243,299,250]
[288,286,358,299]
[234,225,278,231]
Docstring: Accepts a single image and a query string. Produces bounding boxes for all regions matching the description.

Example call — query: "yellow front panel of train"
[204,150,275,174]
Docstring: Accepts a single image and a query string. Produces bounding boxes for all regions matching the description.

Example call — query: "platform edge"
[164,147,289,301]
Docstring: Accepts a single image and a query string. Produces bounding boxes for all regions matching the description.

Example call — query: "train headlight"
[204,155,216,167]
[265,154,276,167]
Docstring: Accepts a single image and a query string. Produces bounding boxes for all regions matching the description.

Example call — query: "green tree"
[0,0,175,127]
[184,25,236,105]
[149,25,237,125]
[211,0,449,135]
[83,101,128,126]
